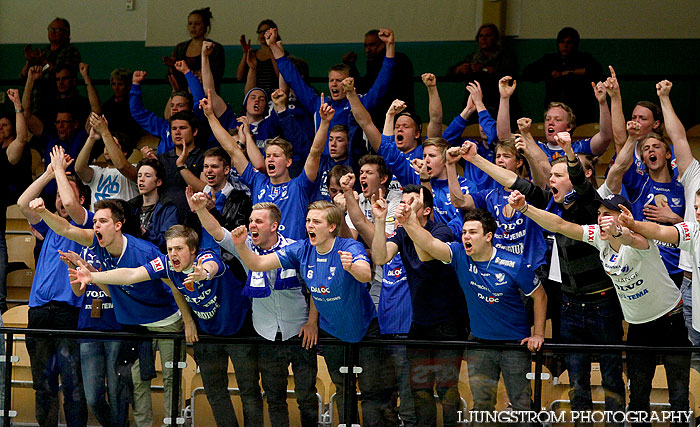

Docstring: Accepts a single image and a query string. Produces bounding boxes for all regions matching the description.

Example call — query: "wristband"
[203,268,211,281]
[177,165,187,171]
[612,225,623,238]
[566,156,578,164]
[420,178,430,183]
[15,107,24,113]
[517,203,529,214]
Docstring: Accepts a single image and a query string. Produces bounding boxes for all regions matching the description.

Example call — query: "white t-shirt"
[86,165,139,210]
[673,221,700,332]
[583,224,681,324]
[678,159,700,272]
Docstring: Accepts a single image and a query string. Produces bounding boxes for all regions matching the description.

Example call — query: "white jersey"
[678,159,700,272]
[86,165,139,210]
[583,224,681,324]
[673,221,700,332]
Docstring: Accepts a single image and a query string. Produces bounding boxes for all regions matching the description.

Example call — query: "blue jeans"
[26,303,87,427]
[258,338,318,427]
[192,341,263,427]
[384,338,416,427]
[626,310,690,426]
[680,276,700,346]
[0,205,8,314]
[465,340,532,415]
[80,340,122,427]
[559,292,625,414]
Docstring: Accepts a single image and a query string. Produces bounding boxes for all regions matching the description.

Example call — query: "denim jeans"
[384,337,416,427]
[131,318,184,427]
[626,310,690,426]
[26,302,87,427]
[559,292,625,415]
[465,340,533,416]
[192,341,263,427]
[258,338,318,427]
[407,320,466,427]
[80,340,122,427]
[321,319,395,427]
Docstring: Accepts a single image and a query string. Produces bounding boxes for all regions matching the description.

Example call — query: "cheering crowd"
[1,9,699,427]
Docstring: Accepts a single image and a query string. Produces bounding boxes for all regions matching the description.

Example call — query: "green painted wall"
[2,38,699,126]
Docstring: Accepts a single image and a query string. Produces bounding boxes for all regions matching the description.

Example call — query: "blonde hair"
[308,200,343,236]
[422,137,450,163]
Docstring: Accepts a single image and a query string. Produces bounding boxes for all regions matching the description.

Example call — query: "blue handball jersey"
[90,234,179,325]
[537,138,593,162]
[447,243,540,341]
[276,237,376,343]
[77,247,122,332]
[472,187,547,269]
[145,250,250,336]
[241,164,315,240]
[30,211,95,308]
[623,166,685,275]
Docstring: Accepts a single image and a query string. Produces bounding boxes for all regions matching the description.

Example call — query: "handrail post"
[3,332,13,427]
[169,337,182,425]
[533,348,543,411]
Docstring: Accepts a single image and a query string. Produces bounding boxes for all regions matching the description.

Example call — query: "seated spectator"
[75,113,138,209]
[344,28,415,123]
[129,70,193,154]
[237,19,282,94]
[448,23,518,118]
[497,76,612,160]
[101,68,144,145]
[129,158,178,253]
[0,89,31,313]
[167,7,225,93]
[523,27,603,125]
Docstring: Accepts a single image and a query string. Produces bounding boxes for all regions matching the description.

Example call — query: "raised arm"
[603,66,627,150]
[618,204,680,245]
[5,89,29,165]
[514,118,551,188]
[422,73,443,138]
[657,80,692,176]
[79,63,101,119]
[399,202,451,263]
[22,66,44,136]
[92,113,137,182]
[28,197,93,246]
[202,41,227,116]
[508,191,583,241]
[175,142,206,193]
[231,225,283,271]
[496,76,516,140]
[18,165,55,224]
[446,147,474,209]
[605,122,639,194]
[589,81,613,155]
[344,77,382,152]
[70,265,150,289]
[51,146,87,224]
[305,95,334,182]
[191,192,226,241]
[238,116,264,171]
[369,193,399,266]
[462,141,519,188]
[341,173,372,242]
[200,90,249,174]
[74,127,98,183]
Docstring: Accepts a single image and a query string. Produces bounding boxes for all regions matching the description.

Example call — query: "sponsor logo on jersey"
[494,257,515,268]
[150,258,164,272]
[310,285,330,295]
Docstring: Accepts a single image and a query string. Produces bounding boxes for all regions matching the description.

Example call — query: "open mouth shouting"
[360,181,369,192]
[267,163,276,173]
[205,174,218,185]
[464,241,473,253]
[330,88,340,98]
[250,230,260,239]
[395,133,404,142]
[171,258,181,269]
[308,231,317,241]
[547,126,556,136]
[95,231,104,245]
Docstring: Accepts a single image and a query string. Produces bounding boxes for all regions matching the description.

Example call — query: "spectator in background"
[0,89,32,314]
[523,27,603,125]
[102,68,143,145]
[167,7,225,93]
[238,19,282,94]
[344,29,415,124]
[448,24,518,120]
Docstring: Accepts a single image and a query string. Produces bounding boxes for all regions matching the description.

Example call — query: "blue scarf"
[243,234,300,298]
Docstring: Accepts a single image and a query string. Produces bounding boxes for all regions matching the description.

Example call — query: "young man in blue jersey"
[398,198,547,416]
[496,75,613,161]
[191,197,320,426]
[17,147,91,426]
[371,184,468,427]
[26,198,192,427]
[230,200,394,426]
[201,89,328,240]
[70,224,264,427]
